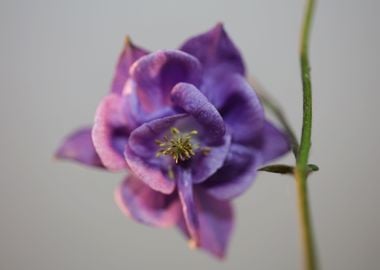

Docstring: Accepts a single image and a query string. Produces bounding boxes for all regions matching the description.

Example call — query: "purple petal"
[129,50,202,113]
[180,23,245,75]
[121,79,178,129]
[110,37,149,95]
[171,82,225,143]
[127,113,187,158]
[125,113,188,194]
[252,120,291,163]
[177,169,200,245]
[55,127,104,168]
[178,188,234,259]
[202,74,264,144]
[202,144,261,200]
[115,175,181,227]
[190,133,231,184]
[92,94,130,171]
[128,108,230,185]
[125,144,176,195]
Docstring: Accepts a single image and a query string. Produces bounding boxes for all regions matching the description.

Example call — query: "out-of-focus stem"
[294,167,317,270]
[295,0,318,269]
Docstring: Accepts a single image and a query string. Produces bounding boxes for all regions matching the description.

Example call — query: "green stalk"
[294,0,318,269]
[298,0,315,168]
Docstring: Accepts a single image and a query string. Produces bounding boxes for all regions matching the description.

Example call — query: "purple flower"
[56,24,290,259]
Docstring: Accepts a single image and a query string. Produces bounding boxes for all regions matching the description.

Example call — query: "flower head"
[56,23,290,259]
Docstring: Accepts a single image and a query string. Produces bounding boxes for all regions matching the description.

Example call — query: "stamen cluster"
[156,127,198,163]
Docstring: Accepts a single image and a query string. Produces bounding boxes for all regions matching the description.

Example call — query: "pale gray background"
[0,0,379,269]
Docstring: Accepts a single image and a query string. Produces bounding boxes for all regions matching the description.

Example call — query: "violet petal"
[115,175,181,227]
[55,127,104,168]
[129,50,202,113]
[171,82,225,142]
[128,109,230,185]
[202,144,261,200]
[124,144,176,195]
[125,114,193,194]
[111,37,149,95]
[127,113,187,158]
[203,74,264,144]
[178,187,234,259]
[180,23,245,75]
[253,120,291,163]
[177,169,200,245]
[191,133,231,184]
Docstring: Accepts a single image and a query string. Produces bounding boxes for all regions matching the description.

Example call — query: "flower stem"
[294,167,317,270]
[295,0,318,270]
[298,0,315,168]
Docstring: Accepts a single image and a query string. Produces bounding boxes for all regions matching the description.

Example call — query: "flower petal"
[170,83,231,183]
[252,120,291,163]
[177,169,200,245]
[111,37,149,95]
[124,114,187,194]
[115,175,181,227]
[202,144,261,200]
[127,109,230,186]
[129,50,202,113]
[125,144,176,195]
[202,73,264,144]
[178,188,234,259]
[127,113,187,158]
[190,133,231,184]
[92,94,131,171]
[171,82,225,143]
[55,127,104,168]
[180,23,245,75]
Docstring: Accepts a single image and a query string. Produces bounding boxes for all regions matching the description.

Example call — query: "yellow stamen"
[156,127,198,163]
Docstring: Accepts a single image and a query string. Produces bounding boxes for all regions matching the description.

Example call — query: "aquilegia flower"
[56,23,290,258]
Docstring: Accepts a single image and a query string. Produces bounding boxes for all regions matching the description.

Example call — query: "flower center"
[156,127,198,164]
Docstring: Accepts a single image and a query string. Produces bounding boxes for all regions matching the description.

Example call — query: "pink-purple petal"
[130,50,202,113]
[177,169,200,245]
[115,175,181,227]
[92,94,130,171]
[180,23,245,75]
[202,144,261,200]
[111,38,149,95]
[55,127,104,168]
[124,144,175,194]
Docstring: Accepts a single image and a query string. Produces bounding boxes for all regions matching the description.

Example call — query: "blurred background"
[0,0,379,269]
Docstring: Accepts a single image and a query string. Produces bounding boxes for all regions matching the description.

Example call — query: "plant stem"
[295,0,317,270]
[298,0,315,168]
[294,167,317,270]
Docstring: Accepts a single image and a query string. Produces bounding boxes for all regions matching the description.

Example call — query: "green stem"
[295,0,318,270]
[294,167,317,270]
[298,0,315,168]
